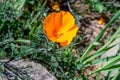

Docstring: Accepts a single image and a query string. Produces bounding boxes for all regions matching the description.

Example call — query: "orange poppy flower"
[43,11,78,46]
[98,17,105,25]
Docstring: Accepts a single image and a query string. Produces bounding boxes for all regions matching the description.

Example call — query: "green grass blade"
[102,64,120,71]
[30,11,41,25]
[91,55,118,65]
[90,54,120,74]
[83,42,120,64]
[112,70,120,80]
[95,72,100,80]
[15,39,31,44]
[105,71,113,80]
[41,0,47,8]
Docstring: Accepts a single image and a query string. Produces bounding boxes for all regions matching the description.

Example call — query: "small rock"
[0,59,57,80]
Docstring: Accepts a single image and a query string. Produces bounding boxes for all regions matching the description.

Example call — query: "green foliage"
[86,0,120,13]
[0,0,120,80]
[86,0,105,13]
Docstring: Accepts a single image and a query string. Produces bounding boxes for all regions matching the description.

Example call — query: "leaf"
[96,3,104,13]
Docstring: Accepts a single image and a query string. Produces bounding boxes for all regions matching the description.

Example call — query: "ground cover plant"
[0,0,120,80]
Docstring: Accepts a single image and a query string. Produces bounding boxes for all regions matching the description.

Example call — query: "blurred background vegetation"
[0,0,120,80]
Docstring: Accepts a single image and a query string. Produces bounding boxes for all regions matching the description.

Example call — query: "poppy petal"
[59,24,78,46]
[44,12,62,40]
[58,11,75,34]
